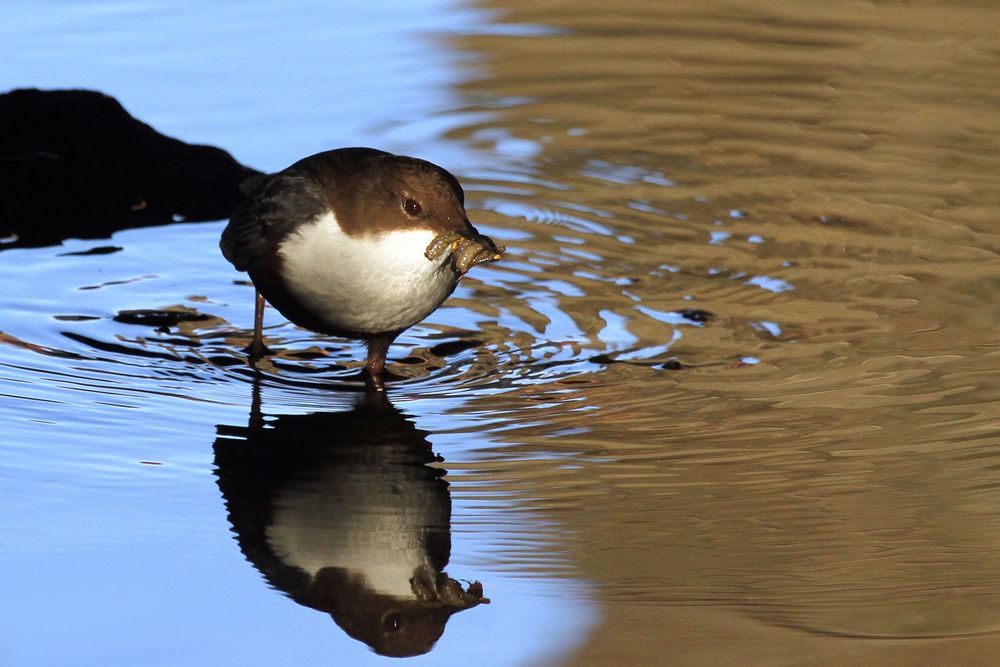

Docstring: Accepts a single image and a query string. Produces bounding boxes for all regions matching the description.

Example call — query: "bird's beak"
[410,565,491,608]
[454,223,505,274]
[459,222,503,255]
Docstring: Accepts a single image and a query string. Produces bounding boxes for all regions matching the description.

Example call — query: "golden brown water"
[2,1,1000,665]
[439,0,1000,663]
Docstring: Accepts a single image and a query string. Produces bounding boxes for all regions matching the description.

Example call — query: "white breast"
[268,496,430,598]
[278,212,457,334]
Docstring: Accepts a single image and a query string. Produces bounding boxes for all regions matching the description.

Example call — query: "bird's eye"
[403,198,422,217]
[382,612,403,633]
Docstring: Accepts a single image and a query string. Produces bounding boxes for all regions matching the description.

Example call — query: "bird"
[220,147,504,390]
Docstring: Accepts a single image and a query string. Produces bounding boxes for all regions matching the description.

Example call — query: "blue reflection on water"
[0,1,598,665]
[746,275,795,293]
[3,0,480,169]
[0,224,600,666]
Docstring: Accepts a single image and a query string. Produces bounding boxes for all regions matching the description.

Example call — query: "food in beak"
[424,228,506,276]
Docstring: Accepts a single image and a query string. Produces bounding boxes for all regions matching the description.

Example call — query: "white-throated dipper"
[220,148,504,390]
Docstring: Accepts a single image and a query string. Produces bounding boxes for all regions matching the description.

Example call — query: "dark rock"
[589,353,619,365]
[676,308,715,324]
[113,308,212,327]
[0,88,261,248]
[57,245,123,256]
[429,339,480,358]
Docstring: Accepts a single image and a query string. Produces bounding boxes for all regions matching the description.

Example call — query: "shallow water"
[3,1,1000,665]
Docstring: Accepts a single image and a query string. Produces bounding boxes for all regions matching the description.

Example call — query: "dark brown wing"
[219,171,328,272]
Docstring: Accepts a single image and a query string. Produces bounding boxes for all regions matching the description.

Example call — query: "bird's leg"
[365,335,392,392]
[249,290,266,363]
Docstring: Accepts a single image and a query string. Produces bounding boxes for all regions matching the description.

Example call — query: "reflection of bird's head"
[304,567,484,658]
[213,390,488,658]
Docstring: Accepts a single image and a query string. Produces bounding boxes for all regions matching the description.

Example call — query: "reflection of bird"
[219,148,504,389]
[214,389,489,658]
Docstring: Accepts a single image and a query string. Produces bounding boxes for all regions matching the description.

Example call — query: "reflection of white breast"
[278,212,457,334]
[265,462,444,598]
